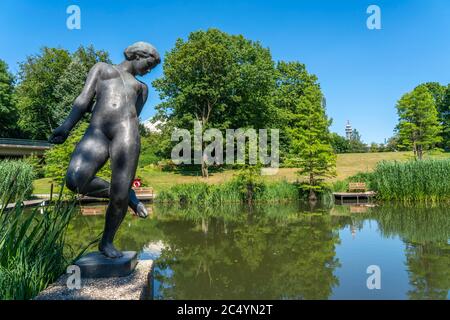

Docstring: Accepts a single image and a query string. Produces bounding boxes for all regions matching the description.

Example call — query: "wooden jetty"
[333,182,376,204]
[32,187,155,204]
[4,199,48,210]
[78,187,155,203]
[333,191,376,204]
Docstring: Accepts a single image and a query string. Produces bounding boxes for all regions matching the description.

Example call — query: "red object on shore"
[132,178,142,188]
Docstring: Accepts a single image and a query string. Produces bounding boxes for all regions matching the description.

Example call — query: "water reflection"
[65,202,449,300]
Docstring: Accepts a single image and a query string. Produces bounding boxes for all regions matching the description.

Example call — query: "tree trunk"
[309,189,317,202]
[201,159,209,178]
[417,144,423,160]
[308,173,316,202]
[413,141,417,159]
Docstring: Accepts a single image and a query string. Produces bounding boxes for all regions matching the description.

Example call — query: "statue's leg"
[66,128,109,196]
[99,131,140,258]
[66,129,146,216]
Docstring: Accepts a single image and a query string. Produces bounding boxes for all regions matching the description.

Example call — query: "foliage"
[396,86,442,159]
[330,133,351,154]
[0,162,82,299]
[274,61,336,199]
[348,129,368,153]
[139,131,172,167]
[330,131,369,154]
[0,160,35,202]
[23,154,45,179]
[437,84,450,149]
[156,175,299,205]
[233,166,265,203]
[153,28,276,177]
[44,121,111,186]
[14,46,110,139]
[0,60,20,138]
[0,198,79,299]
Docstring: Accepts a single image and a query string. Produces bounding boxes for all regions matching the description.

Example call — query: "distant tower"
[345,121,353,140]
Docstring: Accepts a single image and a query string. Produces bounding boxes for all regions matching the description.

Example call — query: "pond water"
[66,202,450,300]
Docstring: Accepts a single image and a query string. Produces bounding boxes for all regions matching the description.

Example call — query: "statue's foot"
[99,242,123,258]
[135,202,148,218]
[130,201,148,219]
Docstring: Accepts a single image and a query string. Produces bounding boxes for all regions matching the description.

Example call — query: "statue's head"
[124,41,161,76]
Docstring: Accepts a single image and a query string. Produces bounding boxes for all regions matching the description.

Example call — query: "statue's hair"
[124,42,159,61]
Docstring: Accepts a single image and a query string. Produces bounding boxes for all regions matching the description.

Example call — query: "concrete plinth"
[75,251,138,278]
[35,260,153,300]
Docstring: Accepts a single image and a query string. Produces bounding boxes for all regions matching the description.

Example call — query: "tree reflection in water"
[64,202,449,300]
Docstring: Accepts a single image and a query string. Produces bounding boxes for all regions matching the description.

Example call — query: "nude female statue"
[49,42,161,258]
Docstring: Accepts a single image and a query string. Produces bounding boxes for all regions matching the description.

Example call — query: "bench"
[348,182,367,192]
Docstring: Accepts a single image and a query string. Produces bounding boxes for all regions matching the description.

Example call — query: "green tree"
[416,82,449,149]
[385,134,402,152]
[330,133,350,153]
[396,86,442,160]
[0,60,20,138]
[153,28,276,177]
[15,48,71,139]
[53,46,110,124]
[15,46,110,139]
[275,62,336,200]
[348,129,368,153]
[438,84,450,149]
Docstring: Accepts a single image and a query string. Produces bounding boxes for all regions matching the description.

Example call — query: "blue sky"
[1,0,449,143]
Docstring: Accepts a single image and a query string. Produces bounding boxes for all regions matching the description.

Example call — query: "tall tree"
[348,129,368,153]
[396,86,442,159]
[437,84,450,149]
[153,28,276,177]
[53,46,110,124]
[416,82,449,149]
[274,61,336,201]
[330,133,350,154]
[15,46,110,139]
[0,60,20,138]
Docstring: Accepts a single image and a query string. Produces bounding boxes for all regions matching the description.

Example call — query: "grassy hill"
[33,151,450,194]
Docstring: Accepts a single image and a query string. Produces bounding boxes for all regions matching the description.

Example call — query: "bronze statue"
[49,42,161,258]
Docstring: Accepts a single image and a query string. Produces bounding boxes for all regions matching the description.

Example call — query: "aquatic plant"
[0,160,35,203]
[372,159,450,203]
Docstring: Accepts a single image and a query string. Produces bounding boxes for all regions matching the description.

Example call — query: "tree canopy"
[0,60,20,138]
[14,46,110,139]
[274,61,336,199]
[396,85,442,159]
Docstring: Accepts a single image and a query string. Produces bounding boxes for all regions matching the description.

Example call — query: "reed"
[156,180,299,205]
[0,160,35,203]
[372,159,450,203]
[0,163,81,300]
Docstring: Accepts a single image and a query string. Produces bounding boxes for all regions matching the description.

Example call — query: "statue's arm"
[49,63,102,144]
[136,82,148,117]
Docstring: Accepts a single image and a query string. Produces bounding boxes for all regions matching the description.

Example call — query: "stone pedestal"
[75,251,138,278]
[35,260,153,300]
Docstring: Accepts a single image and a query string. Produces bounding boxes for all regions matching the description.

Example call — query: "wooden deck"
[333,191,376,204]
[78,188,155,203]
[3,199,48,210]
[33,187,155,204]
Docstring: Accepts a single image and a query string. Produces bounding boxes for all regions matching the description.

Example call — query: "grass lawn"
[32,151,450,194]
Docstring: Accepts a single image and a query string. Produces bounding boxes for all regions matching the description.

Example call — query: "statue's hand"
[49,126,69,144]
